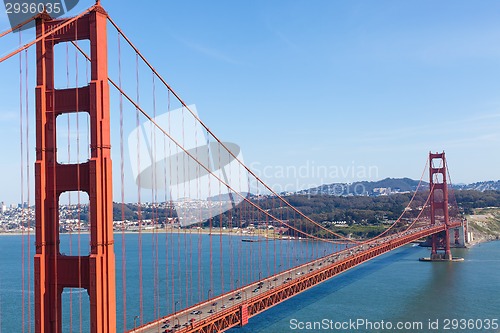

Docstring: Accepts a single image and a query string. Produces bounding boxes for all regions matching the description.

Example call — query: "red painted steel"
[240,304,248,326]
[34,5,116,333]
[429,152,452,260]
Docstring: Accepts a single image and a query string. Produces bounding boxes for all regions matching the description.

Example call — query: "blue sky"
[1,0,500,204]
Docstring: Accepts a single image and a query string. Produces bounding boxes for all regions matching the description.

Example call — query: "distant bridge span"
[134,221,462,333]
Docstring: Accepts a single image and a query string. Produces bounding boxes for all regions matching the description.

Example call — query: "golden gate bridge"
[0,3,467,333]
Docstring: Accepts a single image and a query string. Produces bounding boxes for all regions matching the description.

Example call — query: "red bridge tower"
[429,152,452,260]
[34,5,116,333]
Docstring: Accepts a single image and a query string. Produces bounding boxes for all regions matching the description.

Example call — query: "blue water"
[0,234,499,333]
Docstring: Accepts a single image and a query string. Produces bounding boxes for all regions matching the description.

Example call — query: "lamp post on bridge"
[275,265,282,287]
[207,288,213,300]
[174,300,180,325]
[207,288,216,313]
[133,315,140,331]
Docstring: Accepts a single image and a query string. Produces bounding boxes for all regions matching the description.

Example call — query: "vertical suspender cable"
[168,94,176,316]
[187,110,193,306]
[164,90,171,315]
[237,165,243,289]
[83,39,91,333]
[71,24,84,333]
[184,227,188,305]
[273,189,278,276]
[278,198,283,273]
[181,106,189,306]
[150,73,156,318]
[50,36,59,333]
[248,182,254,284]
[135,52,144,325]
[194,114,202,304]
[49,34,62,333]
[74,25,83,332]
[19,29,26,333]
[266,193,271,277]
[180,107,184,304]
[257,184,262,281]
[65,41,74,333]
[218,138,224,294]
[117,31,127,332]
[207,129,213,298]
[24,46,31,333]
[163,123,169,315]
[151,72,160,321]
[228,152,233,291]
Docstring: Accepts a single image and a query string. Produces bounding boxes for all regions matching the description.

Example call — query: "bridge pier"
[431,229,452,261]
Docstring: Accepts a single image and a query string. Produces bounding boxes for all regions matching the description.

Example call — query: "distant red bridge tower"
[429,152,453,260]
[34,4,116,333]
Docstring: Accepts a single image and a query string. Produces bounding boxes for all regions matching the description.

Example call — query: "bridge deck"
[132,222,461,333]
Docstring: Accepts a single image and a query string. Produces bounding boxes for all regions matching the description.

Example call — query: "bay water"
[0,234,499,333]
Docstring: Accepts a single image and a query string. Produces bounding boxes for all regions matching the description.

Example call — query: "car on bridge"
[189,310,202,315]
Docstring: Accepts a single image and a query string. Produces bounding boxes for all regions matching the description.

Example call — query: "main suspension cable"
[0,6,96,63]
[106,15,356,243]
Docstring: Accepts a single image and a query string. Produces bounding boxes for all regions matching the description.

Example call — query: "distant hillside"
[294,177,425,196]
[212,190,500,238]
[292,178,500,197]
[453,180,500,192]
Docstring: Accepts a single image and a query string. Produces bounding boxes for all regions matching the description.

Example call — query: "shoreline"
[0,229,275,238]
[1,230,498,248]
[465,234,500,248]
